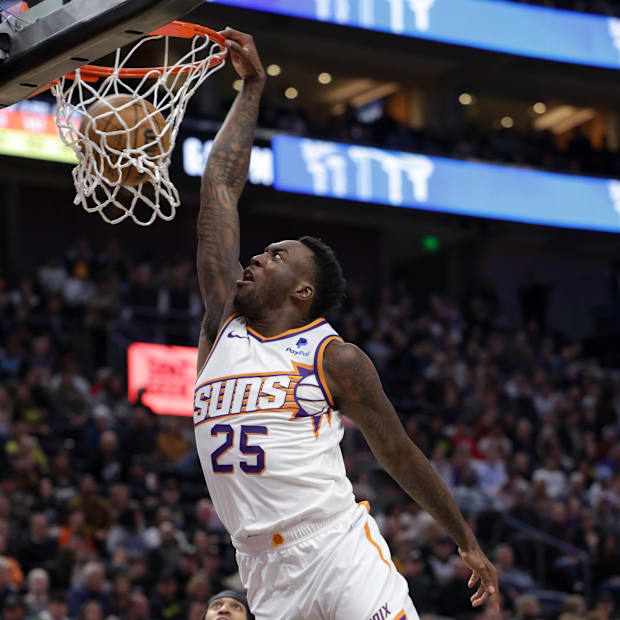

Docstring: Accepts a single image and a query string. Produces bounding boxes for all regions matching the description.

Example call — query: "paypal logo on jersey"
[285,337,310,356]
[286,346,310,357]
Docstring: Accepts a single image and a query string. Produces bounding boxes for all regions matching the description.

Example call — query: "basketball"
[81,94,171,187]
[294,375,330,416]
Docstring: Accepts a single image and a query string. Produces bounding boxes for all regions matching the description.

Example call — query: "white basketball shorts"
[234,502,419,620]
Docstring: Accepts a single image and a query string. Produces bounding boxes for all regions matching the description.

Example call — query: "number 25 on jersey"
[211,424,268,475]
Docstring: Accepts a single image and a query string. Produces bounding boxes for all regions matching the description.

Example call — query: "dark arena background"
[1,0,620,618]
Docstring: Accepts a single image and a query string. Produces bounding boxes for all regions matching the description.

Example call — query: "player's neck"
[245,313,311,338]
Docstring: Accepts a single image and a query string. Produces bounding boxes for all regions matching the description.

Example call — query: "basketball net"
[52,24,227,225]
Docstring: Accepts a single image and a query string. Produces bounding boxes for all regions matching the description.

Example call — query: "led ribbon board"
[0,100,77,163]
[272,135,620,234]
[207,0,620,70]
[128,342,198,416]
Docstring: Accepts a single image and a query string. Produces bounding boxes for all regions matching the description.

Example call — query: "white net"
[53,25,226,225]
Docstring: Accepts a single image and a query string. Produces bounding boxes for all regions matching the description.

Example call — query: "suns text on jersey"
[194,373,299,424]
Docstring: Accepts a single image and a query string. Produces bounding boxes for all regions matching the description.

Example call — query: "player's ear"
[293,280,314,302]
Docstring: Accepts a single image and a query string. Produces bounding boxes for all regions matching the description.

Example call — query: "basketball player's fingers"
[468,570,480,588]
[470,585,490,607]
[220,27,254,47]
[220,28,256,51]
[476,570,500,611]
[223,38,256,65]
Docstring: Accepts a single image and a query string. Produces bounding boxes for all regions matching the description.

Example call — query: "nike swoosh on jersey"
[227,331,249,340]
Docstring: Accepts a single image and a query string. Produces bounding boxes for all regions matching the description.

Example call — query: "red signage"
[127,342,198,416]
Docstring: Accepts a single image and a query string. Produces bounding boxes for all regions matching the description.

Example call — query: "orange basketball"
[81,94,171,187]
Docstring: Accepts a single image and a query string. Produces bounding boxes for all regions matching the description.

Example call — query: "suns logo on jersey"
[194,362,332,438]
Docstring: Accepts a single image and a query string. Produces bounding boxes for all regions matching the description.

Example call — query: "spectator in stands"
[188,600,207,620]
[149,569,185,620]
[452,465,497,517]
[23,568,50,616]
[494,543,537,601]
[2,593,26,620]
[17,514,58,577]
[62,262,94,312]
[31,591,69,620]
[57,509,95,553]
[533,455,568,500]
[108,570,133,618]
[191,498,224,535]
[148,520,184,577]
[155,417,193,465]
[0,557,19,610]
[67,561,113,619]
[38,258,68,297]
[426,526,459,587]
[160,478,186,529]
[124,591,150,620]
[514,593,542,619]
[76,600,104,620]
[85,274,119,368]
[67,475,112,541]
[472,443,508,498]
[88,430,127,485]
[436,557,480,619]
[106,501,148,556]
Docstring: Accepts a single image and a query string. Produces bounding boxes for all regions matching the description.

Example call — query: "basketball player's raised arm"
[323,341,500,611]
[197,29,265,366]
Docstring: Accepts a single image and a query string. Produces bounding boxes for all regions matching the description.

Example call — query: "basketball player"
[194,28,500,619]
[203,591,251,620]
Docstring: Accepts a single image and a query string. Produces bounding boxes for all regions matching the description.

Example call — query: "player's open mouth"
[236,268,255,286]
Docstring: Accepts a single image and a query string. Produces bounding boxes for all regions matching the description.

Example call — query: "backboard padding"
[0,0,205,108]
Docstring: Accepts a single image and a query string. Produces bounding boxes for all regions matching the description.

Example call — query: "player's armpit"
[322,341,483,557]
[322,341,411,468]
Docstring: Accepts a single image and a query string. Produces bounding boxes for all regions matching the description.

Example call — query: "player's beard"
[233,279,287,320]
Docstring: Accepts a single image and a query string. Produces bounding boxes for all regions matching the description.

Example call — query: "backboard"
[0,0,206,108]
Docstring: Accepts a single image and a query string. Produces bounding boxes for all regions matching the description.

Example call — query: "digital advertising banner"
[127,342,198,416]
[208,0,620,70]
[271,135,620,234]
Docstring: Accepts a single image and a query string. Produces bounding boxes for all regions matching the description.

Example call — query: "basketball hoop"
[51,21,227,225]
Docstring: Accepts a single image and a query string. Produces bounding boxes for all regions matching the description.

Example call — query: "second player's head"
[234,236,345,322]
[203,590,250,620]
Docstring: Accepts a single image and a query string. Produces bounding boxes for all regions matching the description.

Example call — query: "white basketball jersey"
[193,314,356,539]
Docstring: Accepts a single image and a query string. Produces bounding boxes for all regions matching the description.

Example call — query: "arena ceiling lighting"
[209,0,620,70]
[533,105,597,134]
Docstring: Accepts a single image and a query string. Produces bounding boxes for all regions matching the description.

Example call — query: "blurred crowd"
[251,99,620,181]
[0,240,619,620]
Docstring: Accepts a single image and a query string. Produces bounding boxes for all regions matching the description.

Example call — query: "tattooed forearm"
[196,78,265,335]
[202,79,264,198]
[324,341,477,551]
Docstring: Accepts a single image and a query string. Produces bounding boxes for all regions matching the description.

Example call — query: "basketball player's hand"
[220,28,266,84]
[458,545,500,610]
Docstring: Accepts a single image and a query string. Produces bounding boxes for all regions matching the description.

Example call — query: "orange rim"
[52,21,226,86]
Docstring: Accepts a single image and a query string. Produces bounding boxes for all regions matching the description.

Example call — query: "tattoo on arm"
[197,81,263,340]
[324,342,476,550]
